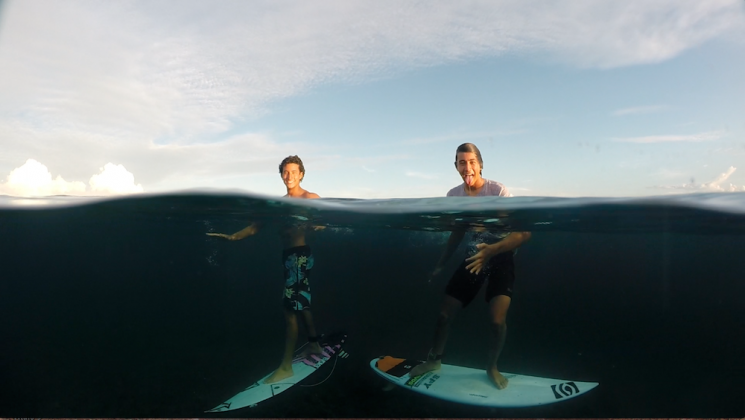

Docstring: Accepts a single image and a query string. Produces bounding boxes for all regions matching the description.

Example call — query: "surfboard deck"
[371,356,597,407]
[206,332,347,413]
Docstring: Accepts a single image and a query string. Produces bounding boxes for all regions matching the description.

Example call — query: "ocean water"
[1,192,744,418]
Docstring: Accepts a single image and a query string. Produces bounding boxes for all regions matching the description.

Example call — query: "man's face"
[281,163,303,188]
[455,152,482,187]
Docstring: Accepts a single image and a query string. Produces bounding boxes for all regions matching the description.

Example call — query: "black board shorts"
[445,251,515,308]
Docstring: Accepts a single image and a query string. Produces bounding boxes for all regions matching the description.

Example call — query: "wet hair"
[279,155,306,180]
[454,143,483,175]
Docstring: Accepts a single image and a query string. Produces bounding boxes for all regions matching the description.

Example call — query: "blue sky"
[0,0,743,198]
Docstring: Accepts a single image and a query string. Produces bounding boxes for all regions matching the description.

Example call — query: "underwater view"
[1,192,744,418]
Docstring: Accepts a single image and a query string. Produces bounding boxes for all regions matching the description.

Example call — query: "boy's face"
[281,163,303,188]
[456,152,482,187]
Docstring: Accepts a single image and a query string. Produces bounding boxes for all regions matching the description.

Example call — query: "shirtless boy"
[207,155,324,384]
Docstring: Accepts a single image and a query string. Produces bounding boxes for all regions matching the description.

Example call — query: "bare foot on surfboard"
[488,365,509,389]
[409,359,441,378]
[264,365,293,384]
[301,341,324,357]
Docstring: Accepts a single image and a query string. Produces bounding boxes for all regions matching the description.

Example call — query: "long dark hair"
[454,143,483,175]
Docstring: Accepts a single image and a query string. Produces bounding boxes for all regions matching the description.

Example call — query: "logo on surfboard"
[422,374,441,389]
[406,371,441,388]
[551,381,580,399]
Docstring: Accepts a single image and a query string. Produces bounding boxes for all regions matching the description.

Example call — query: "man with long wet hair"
[409,143,531,389]
[207,155,324,384]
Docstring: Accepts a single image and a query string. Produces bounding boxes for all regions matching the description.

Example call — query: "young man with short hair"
[208,155,324,384]
[410,143,531,389]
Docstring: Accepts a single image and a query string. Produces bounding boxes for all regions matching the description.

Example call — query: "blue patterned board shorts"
[282,245,314,311]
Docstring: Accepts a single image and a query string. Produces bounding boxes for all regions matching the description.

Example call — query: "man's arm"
[465,231,531,274]
[303,192,324,228]
[206,223,258,240]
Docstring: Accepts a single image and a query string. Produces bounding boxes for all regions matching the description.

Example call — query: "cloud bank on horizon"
[0,0,743,197]
[0,159,143,197]
[651,166,745,192]
[614,130,726,144]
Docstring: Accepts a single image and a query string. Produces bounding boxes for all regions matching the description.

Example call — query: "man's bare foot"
[302,342,324,357]
[264,365,293,384]
[409,359,441,378]
[487,365,508,389]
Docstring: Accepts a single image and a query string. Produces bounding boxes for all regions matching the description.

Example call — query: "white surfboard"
[206,333,347,413]
[371,356,597,407]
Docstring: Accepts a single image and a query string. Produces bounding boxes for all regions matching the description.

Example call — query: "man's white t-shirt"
[446,179,511,197]
[446,178,512,258]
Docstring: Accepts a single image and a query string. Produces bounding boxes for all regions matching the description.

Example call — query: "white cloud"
[614,130,725,143]
[611,105,667,116]
[406,171,438,180]
[0,159,86,197]
[651,168,685,179]
[89,163,144,195]
[404,129,527,145]
[0,159,142,197]
[0,121,313,194]
[651,166,745,192]
[0,0,743,194]
[1,0,742,140]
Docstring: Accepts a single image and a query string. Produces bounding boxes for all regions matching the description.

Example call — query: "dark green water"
[1,192,743,417]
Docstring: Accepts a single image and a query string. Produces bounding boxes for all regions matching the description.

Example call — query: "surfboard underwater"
[206,332,348,413]
[371,356,597,408]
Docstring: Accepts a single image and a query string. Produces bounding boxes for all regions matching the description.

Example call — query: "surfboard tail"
[206,331,349,412]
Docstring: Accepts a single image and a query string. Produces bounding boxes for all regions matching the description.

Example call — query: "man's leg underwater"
[299,309,323,355]
[409,294,462,377]
[487,294,511,389]
[264,308,299,384]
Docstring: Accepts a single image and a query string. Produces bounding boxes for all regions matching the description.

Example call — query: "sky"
[0,0,744,199]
